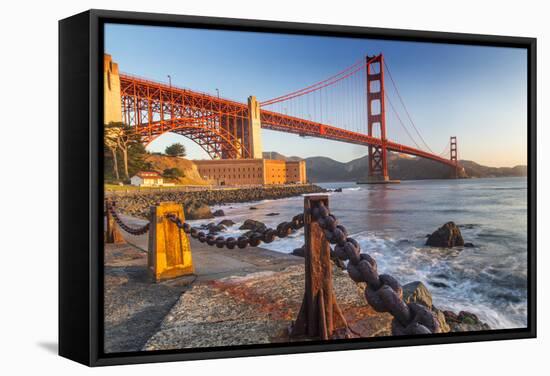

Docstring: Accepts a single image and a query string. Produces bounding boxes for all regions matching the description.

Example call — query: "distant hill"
[458,160,527,178]
[263,151,527,182]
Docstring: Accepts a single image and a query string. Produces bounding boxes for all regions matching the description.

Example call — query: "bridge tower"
[247,96,264,159]
[366,54,389,182]
[450,136,458,178]
[104,54,122,125]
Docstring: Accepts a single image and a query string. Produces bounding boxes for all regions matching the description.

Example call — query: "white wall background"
[0,0,546,374]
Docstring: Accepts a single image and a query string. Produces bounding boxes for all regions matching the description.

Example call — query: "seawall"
[107,184,326,219]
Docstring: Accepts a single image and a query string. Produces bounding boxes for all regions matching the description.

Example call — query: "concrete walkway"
[117,213,302,281]
[104,215,303,353]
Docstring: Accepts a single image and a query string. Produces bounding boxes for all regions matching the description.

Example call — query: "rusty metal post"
[148,202,194,282]
[105,200,125,244]
[290,195,349,339]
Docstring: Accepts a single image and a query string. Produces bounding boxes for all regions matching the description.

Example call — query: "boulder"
[429,281,449,289]
[402,281,433,309]
[266,212,280,216]
[458,310,480,324]
[443,310,491,332]
[218,219,235,227]
[212,209,225,217]
[249,206,258,210]
[433,308,451,333]
[184,200,213,220]
[443,310,459,322]
[426,222,464,247]
[464,242,475,248]
[402,282,451,333]
[239,219,267,233]
[334,188,343,192]
[206,222,226,234]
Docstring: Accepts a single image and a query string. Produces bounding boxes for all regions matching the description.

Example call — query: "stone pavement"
[104,215,305,353]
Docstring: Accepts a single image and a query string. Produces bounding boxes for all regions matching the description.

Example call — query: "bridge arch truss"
[119,74,253,159]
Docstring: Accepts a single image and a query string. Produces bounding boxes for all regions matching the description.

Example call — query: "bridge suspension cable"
[384,93,423,150]
[438,139,451,157]
[260,58,367,106]
[262,56,372,136]
[261,58,373,107]
[383,61,435,154]
[260,55,443,156]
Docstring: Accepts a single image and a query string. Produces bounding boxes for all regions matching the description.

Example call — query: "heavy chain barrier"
[106,202,150,236]
[311,201,440,335]
[166,213,305,249]
[105,200,305,248]
[107,198,437,335]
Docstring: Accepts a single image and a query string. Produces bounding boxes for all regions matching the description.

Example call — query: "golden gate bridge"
[106,53,461,182]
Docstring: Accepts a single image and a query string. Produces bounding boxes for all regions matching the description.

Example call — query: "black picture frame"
[59,9,537,367]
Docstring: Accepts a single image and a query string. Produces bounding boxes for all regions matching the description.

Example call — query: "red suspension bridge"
[105,53,462,181]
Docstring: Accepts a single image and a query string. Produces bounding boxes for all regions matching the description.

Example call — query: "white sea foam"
[188,178,528,329]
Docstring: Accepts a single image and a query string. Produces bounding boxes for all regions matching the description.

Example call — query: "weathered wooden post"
[290,195,349,340]
[105,200,125,244]
[148,202,195,282]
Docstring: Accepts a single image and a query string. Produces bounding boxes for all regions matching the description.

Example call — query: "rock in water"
[402,281,433,309]
[443,310,491,332]
[218,219,235,227]
[433,308,451,333]
[212,209,225,217]
[206,222,226,234]
[402,281,451,333]
[426,222,464,247]
[184,200,214,220]
[239,219,267,233]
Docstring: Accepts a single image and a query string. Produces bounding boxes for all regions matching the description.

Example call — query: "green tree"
[104,123,121,180]
[165,143,186,157]
[107,122,142,179]
[162,167,184,180]
[127,143,151,178]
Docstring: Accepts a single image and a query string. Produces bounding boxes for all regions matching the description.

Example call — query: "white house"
[130,171,164,187]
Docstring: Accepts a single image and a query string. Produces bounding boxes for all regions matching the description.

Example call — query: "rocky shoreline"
[107,184,326,219]
[104,227,490,352]
[143,263,490,351]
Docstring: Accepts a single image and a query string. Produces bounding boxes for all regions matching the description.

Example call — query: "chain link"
[311,201,440,335]
[166,213,305,249]
[106,202,150,236]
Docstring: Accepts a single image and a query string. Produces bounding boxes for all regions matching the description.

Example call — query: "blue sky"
[105,24,527,167]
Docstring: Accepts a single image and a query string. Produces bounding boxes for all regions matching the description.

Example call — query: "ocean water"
[189,177,528,329]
